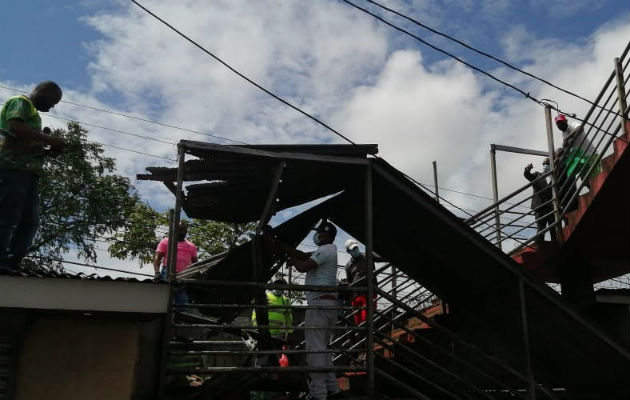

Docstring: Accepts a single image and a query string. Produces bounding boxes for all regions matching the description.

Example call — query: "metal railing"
[465,41,630,254]
[156,263,561,400]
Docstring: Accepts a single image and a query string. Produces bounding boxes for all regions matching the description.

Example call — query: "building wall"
[15,316,141,400]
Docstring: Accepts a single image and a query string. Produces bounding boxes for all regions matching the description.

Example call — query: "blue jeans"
[0,171,40,270]
[160,267,189,306]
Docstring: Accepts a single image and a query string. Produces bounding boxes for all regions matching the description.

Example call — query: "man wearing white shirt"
[267,220,343,400]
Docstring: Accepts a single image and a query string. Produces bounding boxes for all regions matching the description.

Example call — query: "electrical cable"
[342,0,625,141]
[362,0,622,118]
[129,0,357,145]
[48,114,176,146]
[0,83,247,145]
[26,255,154,277]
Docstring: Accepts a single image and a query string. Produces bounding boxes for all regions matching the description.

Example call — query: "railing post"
[167,144,185,281]
[158,142,186,399]
[518,277,536,400]
[252,162,286,359]
[544,106,565,245]
[432,160,439,202]
[614,57,629,126]
[365,162,375,400]
[390,265,396,336]
[489,146,502,249]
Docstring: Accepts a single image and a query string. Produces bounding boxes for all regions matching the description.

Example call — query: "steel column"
[252,162,286,355]
[432,160,439,202]
[615,57,629,126]
[518,277,536,400]
[490,146,502,249]
[544,106,564,244]
[391,265,397,335]
[365,163,375,399]
[158,143,186,400]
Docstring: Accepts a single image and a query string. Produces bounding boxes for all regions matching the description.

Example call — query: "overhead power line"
[48,114,176,146]
[342,0,624,141]
[26,255,154,278]
[362,0,621,117]
[129,0,356,145]
[0,83,246,145]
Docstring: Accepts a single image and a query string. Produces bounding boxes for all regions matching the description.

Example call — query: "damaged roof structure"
[138,141,630,397]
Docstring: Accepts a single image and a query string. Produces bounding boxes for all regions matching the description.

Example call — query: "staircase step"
[578,192,594,211]
[589,170,608,195]
[613,137,628,158]
[600,154,617,174]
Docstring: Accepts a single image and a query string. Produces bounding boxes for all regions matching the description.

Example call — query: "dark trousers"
[0,171,40,270]
[535,208,554,243]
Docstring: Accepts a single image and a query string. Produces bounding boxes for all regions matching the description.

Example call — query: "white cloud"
[3,1,627,271]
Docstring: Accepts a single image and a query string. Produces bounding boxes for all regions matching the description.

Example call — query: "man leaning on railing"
[555,114,601,188]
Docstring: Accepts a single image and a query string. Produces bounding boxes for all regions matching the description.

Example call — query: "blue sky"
[1,0,628,275]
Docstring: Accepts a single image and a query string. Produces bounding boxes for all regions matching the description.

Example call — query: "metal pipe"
[167,144,186,279]
[176,279,366,293]
[372,310,528,400]
[519,277,536,400]
[169,348,365,356]
[432,160,439,202]
[172,323,367,331]
[167,366,367,374]
[181,303,364,310]
[376,288,531,383]
[366,162,375,400]
[543,106,564,245]
[490,146,502,249]
[490,144,549,157]
[615,57,629,126]
[373,330,495,400]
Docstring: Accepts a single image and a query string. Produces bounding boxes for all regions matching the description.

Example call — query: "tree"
[187,220,256,259]
[27,122,140,271]
[25,121,255,272]
[108,210,256,265]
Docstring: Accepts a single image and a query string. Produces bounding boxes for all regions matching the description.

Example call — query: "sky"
[1,0,628,277]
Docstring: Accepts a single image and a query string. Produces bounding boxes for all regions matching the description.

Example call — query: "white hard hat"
[345,239,359,251]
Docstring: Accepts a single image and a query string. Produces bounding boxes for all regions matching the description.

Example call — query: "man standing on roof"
[524,159,554,244]
[153,222,198,305]
[0,81,66,271]
[555,114,600,187]
[344,239,377,326]
[265,221,344,400]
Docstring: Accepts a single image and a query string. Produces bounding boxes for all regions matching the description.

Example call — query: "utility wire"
[26,255,154,277]
[129,0,356,145]
[344,0,625,142]
[0,84,247,145]
[48,114,176,146]
[362,0,622,117]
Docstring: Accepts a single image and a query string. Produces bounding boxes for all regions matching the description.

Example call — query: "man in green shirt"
[0,81,65,270]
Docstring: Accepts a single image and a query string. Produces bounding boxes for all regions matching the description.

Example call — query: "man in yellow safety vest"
[252,278,293,342]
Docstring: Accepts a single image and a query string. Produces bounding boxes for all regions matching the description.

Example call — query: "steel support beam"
[365,162,376,400]
[490,147,502,249]
[544,106,564,245]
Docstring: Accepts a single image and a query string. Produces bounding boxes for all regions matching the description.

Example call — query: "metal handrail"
[467,41,630,253]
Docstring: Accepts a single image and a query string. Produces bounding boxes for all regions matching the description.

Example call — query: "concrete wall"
[15,316,144,400]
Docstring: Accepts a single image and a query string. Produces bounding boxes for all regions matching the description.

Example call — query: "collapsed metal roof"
[137,142,378,223]
[138,141,629,390]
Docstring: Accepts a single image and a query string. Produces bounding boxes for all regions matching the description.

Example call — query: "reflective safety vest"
[252,291,293,340]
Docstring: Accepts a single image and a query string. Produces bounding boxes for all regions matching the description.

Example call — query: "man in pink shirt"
[153,222,198,304]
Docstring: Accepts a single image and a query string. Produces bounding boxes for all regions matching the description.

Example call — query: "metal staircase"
[465,41,630,286]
